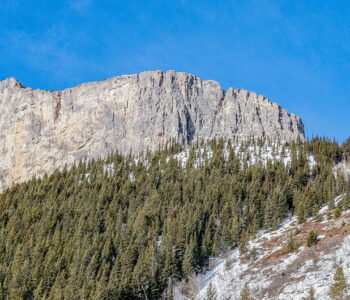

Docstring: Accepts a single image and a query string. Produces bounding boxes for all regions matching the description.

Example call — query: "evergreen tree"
[182,239,195,278]
[239,231,249,258]
[344,193,350,209]
[0,138,345,298]
[240,282,252,300]
[305,287,315,300]
[306,231,318,247]
[286,232,298,253]
[330,266,348,299]
[204,282,217,300]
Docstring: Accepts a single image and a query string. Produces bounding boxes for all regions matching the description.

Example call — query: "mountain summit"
[0,70,304,190]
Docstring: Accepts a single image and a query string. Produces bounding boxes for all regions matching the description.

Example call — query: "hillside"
[188,196,350,299]
[0,71,304,191]
[0,137,347,299]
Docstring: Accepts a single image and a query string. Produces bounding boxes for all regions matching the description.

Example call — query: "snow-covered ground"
[161,143,350,299]
[78,140,350,299]
[181,199,350,300]
[334,160,350,181]
[166,140,316,170]
[93,140,350,184]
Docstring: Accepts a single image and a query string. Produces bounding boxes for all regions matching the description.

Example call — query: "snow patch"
[183,204,350,300]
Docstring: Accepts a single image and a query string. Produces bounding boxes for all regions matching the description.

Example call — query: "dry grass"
[238,209,350,299]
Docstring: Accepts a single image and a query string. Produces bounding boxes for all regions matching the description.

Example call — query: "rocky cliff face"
[0,70,304,190]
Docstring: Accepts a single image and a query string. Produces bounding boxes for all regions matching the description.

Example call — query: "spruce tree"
[0,138,346,298]
[286,232,298,253]
[204,282,217,300]
[330,266,348,299]
[240,282,252,300]
[306,231,318,247]
[182,241,195,278]
[305,287,315,300]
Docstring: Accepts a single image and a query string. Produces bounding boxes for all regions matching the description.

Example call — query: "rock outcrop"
[0,70,304,190]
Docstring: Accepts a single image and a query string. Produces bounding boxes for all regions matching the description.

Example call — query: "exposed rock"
[0,70,304,190]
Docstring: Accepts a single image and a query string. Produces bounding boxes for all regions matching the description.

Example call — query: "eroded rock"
[0,70,304,190]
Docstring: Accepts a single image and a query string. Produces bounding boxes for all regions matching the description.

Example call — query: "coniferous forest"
[0,137,349,299]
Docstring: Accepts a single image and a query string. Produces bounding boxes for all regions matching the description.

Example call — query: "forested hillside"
[0,137,349,299]
[194,195,350,300]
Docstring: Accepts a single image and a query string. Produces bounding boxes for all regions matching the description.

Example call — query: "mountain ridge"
[0,70,304,191]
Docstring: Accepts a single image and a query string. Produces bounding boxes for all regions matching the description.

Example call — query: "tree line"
[0,137,349,299]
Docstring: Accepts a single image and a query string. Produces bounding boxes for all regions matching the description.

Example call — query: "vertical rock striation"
[0,70,304,190]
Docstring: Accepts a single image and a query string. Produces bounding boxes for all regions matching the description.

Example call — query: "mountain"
[0,71,304,191]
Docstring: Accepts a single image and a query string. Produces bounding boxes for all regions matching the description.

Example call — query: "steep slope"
[0,70,304,190]
[189,197,350,300]
[0,137,345,299]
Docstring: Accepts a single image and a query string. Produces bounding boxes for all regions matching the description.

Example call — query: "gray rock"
[0,70,304,190]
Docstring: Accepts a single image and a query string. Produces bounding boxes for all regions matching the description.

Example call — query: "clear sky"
[1,1,349,142]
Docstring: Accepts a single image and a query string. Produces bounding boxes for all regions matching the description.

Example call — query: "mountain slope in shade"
[0,71,304,191]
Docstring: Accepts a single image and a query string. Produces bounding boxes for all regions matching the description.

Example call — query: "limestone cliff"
[0,70,304,190]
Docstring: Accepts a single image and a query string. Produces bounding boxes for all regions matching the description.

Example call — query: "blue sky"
[1,1,349,142]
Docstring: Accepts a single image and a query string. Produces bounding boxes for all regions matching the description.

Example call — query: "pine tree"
[182,240,195,278]
[0,137,347,298]
[304,287,315,300]
[334,206,342,219]
[239,231,248,258]
[345,192,350,209]
[240,282,252,300]
[309,287,315,300]
[264,196,276,229]
[286,232,298,253]
[306,231,318,247]
[330,266,348,299]
[204,282,217,300]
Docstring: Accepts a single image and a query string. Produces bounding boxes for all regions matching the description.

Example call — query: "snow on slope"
[335,160,350,181]
[168,141,315,170]
[91,140,320,181]
[188,197,350,300]
[79,140,350,299]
